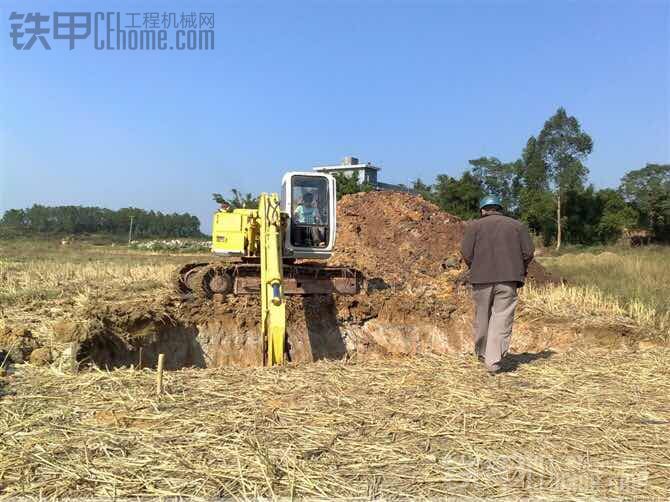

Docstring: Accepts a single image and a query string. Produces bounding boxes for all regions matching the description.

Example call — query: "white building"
[313,156,380,185]
[313,156,414,193]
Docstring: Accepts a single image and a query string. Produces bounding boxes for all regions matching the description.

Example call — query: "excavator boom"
[258,193,286,365]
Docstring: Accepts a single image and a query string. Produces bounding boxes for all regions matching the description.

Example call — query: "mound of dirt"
[526,260,561,285]
[329,191,557,287]
[329,192,464,286]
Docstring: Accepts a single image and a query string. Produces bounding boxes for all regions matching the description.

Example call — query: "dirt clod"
[526,260,561,285]
[0,326,39,365]
[29,347,53,366]
[53,320,87,343]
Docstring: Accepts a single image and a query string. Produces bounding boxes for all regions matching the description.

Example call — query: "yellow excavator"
[174,172,359,366]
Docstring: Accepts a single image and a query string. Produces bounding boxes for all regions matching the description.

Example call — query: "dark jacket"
[460,213,535,285]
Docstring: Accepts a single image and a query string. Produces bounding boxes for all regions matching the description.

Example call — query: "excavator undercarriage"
[173,261,359,298]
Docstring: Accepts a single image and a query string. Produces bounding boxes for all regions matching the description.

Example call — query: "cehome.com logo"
[9,11,215,50]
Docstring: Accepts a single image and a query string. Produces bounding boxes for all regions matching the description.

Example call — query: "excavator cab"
[281,172,337,259]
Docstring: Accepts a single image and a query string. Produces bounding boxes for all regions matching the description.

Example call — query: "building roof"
[313,163,380,172]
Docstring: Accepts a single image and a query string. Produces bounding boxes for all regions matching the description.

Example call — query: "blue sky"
[1,0,668,229]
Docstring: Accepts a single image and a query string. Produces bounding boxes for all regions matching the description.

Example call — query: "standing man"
[460,195,535,374]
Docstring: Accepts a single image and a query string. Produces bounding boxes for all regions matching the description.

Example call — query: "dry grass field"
[2,351,668,499]
[1,240,669,499]
[0,240,195,339]
[539,246,670,315]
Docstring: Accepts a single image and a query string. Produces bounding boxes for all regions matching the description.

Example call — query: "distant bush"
[129,239,211,253]
[0,205,203,239]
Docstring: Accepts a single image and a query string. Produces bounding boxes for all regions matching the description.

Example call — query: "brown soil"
[330,191,560,288]
[328,191,464,286]
[28,347,53,366]
[24,192,579,370]
[526,260,561,285]
[0,326,38,365]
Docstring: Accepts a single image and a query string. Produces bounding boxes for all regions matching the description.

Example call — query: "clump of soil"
[0,326,39,365]
[29,347,53,366]
[526,260,561,285]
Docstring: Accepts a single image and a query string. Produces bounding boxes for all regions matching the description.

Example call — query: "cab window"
[291,175,329,248]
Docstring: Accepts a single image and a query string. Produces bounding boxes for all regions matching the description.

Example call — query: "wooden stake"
[128,215,134,246]
[156,353,165,395]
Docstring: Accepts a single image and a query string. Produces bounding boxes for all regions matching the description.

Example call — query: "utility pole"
[128,215,134,246]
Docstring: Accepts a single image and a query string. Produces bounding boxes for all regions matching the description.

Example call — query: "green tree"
[0,205,201,238]
[563,186,600,244]
[511,137,554,244]
[596,189,639,243]
[332,172,373,199]
[432,172,484,219]
[620,163,670,240]
[537,107,593,249]
[0,209,27,228]
[212,189,259,209]
[519,136,550,192]
[412,172,484,219]
[518,188,555,245]
[469,156,522,213]
[411,178,434,203]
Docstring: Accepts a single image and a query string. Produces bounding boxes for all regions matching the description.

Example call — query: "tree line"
[341,108,670,247]
[0,205,202,238]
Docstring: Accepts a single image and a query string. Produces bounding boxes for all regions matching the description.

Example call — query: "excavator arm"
[258,193,286,365]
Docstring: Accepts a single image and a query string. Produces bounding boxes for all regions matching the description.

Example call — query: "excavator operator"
[293,192,326,247]
[294,192,321,225]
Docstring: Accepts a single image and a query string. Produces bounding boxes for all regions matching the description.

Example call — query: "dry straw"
[2,349,668,499]
[521,283,669,339]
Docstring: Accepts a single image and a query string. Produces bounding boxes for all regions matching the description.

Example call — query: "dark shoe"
[486,363,501,375]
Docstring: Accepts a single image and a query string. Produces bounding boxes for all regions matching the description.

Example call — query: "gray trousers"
[472,282,518,371]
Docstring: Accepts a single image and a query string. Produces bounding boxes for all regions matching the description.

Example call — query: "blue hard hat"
[479,195,503,210]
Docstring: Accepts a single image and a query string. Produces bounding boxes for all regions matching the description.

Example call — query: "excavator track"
[172,262,209,295]
[173,261,359,299]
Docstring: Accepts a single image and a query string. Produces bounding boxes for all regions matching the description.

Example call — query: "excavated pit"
[48,191,615,371]
[72,292,646,371]
[78,325,206,370]
[69,286,473,370]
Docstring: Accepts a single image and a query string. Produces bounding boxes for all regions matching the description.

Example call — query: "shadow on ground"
[78,325,207,370]
[304,295,346,361]
[501,350,555,372]
[0,367,12,399]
